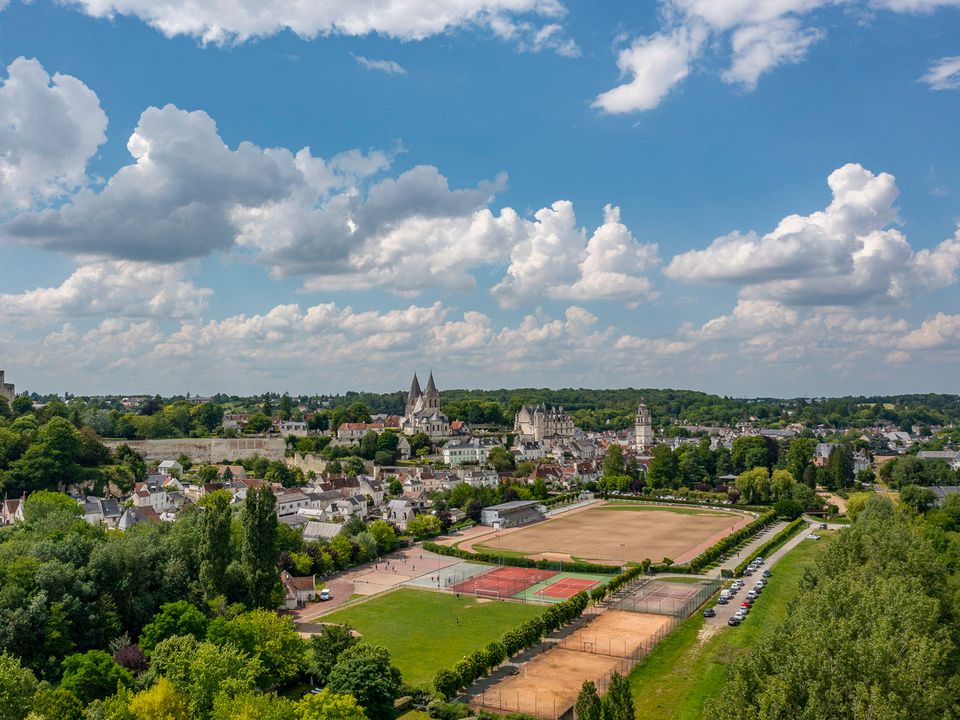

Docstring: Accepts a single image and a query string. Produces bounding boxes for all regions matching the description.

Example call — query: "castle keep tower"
[0,371,14,404]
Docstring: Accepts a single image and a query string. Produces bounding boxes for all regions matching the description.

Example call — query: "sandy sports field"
[474,611,673,718]
[473,503,748,565]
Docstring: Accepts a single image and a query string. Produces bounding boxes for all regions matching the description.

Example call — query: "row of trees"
[432,591,591,698]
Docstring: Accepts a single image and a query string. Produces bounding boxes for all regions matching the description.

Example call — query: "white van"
[319,588,331,601]
[720,589,732,600]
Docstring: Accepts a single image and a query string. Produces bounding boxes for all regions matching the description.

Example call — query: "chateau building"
[635,402,654,453]
[514,404,575,442]
[399,372,450,439]
[0,371,14,404]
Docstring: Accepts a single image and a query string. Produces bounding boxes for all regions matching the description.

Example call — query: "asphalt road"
[704,520,816,627]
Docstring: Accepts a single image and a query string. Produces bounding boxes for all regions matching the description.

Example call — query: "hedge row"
[686,510,777,573]
[432,591,591,698]
[607,494,768,513]
[542,492,581,507]
[422,541,621,575]
[732,518,807,577]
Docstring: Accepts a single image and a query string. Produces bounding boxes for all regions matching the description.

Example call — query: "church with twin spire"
[399,371,451,439]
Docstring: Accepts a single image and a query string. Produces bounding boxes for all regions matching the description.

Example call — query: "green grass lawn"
[628,537,829,720]
[319,588,544,688]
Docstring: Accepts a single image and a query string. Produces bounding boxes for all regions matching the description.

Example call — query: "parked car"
[741,599,752,608]
[762,569,772,578]
[746,590,757,600]
[743,568,754,576]
[319,588,332,601]
[735,607,748,617]
[820,523,828,530]
[807,534,821,540]
[728,616,741,626]
[703,607,716,618]
[717,596,729,605]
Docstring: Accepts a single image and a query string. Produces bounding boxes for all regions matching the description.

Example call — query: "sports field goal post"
[475,588,501,600]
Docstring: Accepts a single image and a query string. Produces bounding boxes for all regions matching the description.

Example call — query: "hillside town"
[3,369,958,543]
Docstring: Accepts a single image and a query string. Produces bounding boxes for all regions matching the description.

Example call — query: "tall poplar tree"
[240,487,281,608]
[198,489,233,603]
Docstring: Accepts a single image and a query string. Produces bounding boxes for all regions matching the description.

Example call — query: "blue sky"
[1,0,959,397]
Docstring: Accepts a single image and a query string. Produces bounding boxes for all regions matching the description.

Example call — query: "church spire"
[425,371,438,397]
[408,372,422,401]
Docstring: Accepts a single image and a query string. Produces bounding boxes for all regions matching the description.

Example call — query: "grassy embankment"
[629,536,830,719]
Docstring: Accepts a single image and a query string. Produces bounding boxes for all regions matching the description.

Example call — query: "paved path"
[714,520,788,574]
[704,521,814,627]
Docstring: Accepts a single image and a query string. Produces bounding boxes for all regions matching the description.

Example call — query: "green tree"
[785,437,816,482]
[731,436,772,473]
[408,433,431,456]
[574,681,601,720]
[198,490,233,603]
[602,444,626,477]
[139,601,210,654]
[603,672,634,720]
[211,691,296,720]
[405,514,442,539]
[326,644,401,720]
[245,413,272,434]
[151,638,261,720]
[899,484,937,514]
[0,652,37,720]
[487,446,515,472]
[367,520,396,554]
[309,624,358,687]
[205,609,306,687]
[769,468,796,500]
[825,444,854,489]
[31,686,84,720]
[297,688,367,720]
[241,487,281,608]
[60,650,133,705]
[735,467,770,504]
[646,445,679,488]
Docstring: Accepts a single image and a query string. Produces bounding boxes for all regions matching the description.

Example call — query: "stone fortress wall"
[102,437,287,462]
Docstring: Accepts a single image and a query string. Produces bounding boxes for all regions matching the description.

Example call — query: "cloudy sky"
[1,0,959,397]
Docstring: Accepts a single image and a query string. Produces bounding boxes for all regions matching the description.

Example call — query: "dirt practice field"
[474,504,747,565]
[474,611,673,717]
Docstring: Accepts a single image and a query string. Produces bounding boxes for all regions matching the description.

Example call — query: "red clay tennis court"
[534,576,600,599]
[452,566,557,597]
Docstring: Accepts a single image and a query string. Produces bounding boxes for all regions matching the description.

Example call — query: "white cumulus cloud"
[57,0,574,52]
[664,164,960,306]
[0,260,212,319]
[593,26,705,114]
[0,57,107,212]
[596,0,960,113]
[492,202,659,307]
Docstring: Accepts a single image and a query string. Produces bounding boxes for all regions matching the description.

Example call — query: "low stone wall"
[103,437,287,462]
[288,453,328,474]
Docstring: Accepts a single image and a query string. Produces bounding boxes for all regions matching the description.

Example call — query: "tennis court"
[452,566,558,598]
[534,576,600,599]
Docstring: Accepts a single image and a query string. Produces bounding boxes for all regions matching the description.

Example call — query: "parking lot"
[704,521,814,628]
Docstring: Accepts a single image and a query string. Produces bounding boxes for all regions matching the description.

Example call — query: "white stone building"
[514,404,575,442]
